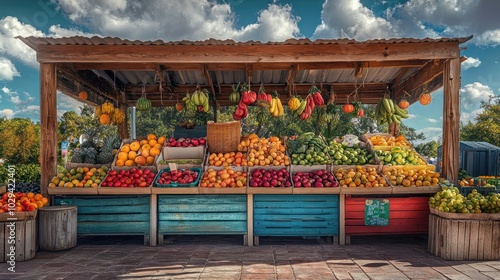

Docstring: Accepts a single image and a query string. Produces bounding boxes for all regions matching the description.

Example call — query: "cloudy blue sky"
[1,0,499,144]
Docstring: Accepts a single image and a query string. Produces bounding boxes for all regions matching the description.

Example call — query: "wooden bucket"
[38,206,77,251]
[1,219,37,262]
[206,121,241,153]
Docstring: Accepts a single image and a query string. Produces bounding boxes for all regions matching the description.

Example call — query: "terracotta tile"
[241,273,277,280]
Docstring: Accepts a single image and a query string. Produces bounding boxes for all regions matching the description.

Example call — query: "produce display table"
[54,195,153,245]
[157,193,248,245]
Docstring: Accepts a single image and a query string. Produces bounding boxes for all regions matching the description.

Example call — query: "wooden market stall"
[19,35,471,246]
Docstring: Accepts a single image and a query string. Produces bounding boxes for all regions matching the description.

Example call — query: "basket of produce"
[326,138,377,166]
[206,121,241,153]
[154,168,202,188]
[287,132,331,166]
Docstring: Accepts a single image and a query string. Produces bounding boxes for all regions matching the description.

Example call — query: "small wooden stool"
[38,206,77,251]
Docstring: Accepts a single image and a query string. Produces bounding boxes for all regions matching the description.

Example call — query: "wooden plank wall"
[0,219,36,262]
[428,214,500,261]
[54,196,150,235]
[253,194,339,237]
[158,195,247,235]
[345,196,430,235]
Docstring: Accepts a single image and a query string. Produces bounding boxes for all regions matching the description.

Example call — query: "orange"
[148,139,157,146]
[128,151,137,160]
[130,141,140,152]
[36,201,44,208]
[125,160,135,167]
[141,144,151,151]
[157,136,166,145]
[118,152,128,161]
[134,156,147,166]
[121,145,130,153]
[115,159,125,167]
[150,147,160,157]
[146,156,155,165]
[147,134,157,141]
[154,144,162,150]
[27,192,35,198]
[34,194,43,201]
[140,139,149,146]
[141,149,150,158]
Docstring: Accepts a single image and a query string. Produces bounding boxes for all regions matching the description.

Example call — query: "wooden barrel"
[1,219,36,262]
[38,206,77,251]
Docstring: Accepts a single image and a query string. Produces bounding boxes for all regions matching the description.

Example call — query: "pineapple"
[83,147,98,164]
[97,135,118,164]
[97,150,114,164]
[70,148,84,163]
[80,127,101,149]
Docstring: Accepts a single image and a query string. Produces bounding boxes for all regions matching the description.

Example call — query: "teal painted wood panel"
[158,212,247,221]
[158,194,247,235]
[159,221,246,234]
[254,194,339,237]
[55,196,150,236]
[55,195,149,206]
[158,204,246,212]
[78,221,149,234]
[77,205,149,214]
[78,213,149,222]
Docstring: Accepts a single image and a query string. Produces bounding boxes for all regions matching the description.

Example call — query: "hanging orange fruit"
[418,92,432,105]
[342,103,354,113]
[99,114,111,125]
[175,102,184,112]
[398,99,409,109]
[78,91,88,100]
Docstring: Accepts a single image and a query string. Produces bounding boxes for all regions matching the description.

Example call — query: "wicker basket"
[206,121,241,153]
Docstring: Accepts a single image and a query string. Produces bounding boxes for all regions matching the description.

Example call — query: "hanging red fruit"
[175,102,184,112]
[419,92,432,105]
[342,103,354,113]
[358,109,364,117]
[398,99,410,109]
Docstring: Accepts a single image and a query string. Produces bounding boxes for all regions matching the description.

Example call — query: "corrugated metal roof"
[17,35,473,50]
[461,141,500,151]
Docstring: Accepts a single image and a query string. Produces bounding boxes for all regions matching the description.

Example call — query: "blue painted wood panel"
[55,195,150,235]
[158,195,247,235]
[254,194,339,237]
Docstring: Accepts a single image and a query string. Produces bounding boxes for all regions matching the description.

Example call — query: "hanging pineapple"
[101,101,115,115]
[112,108,126,125]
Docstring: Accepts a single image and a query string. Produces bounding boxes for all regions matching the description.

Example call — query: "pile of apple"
[292,169,338,188]
[249,168,292,188]
[101,168,156,188]
[164,137,206,147]
[155,169,200,186]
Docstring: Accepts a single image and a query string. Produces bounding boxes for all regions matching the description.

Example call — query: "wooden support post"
[442,57,461,183]
[339,194,346,245]
[118,102,129,139]
[150,194,157,246]
[247,193,254,246]
[40,63,57,196]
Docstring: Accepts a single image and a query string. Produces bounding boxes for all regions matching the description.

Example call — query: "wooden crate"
[428,212,500,261]
[157,195,247,243]
[1,219,36,262]
[345,195,430,237]
[54,196,150,236]
[253,194,339,239]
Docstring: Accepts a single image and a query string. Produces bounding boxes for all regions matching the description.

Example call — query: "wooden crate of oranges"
[113,134,165,171]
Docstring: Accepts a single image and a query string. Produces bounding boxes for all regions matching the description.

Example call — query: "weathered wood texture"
[428,214,500,260]
[253,194,339,237]
[54,196,150,236]
[40,63,57,196]
[0,219,36,262]
[442,57,461,183]
[36,42,460,63]
[158,195,247,235]
[345,196,430,236]
[38,206,77,251]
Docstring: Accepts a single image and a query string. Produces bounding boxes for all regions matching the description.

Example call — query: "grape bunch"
[14,182,41,194]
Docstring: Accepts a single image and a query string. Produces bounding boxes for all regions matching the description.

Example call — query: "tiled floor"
[0,235,499,280]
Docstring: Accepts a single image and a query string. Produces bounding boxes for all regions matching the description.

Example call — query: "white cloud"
[0,57,20,80]
[0,16,43,68]
[0,108,14,119]
[461,108,483,124]
[426,118,438,123]
[460,82,494,111]
[48,24,99,38]
[57,91,83,115]
[462,57,481,70]
[415,127,442,146]
[54,1,299,42]
[10,92,34,107]
[1,85,12,94]
[14,105,40,117]
[407,114,417,120]
[313,0,395,40]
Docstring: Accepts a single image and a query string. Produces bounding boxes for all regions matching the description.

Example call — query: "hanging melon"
[136,93,152,111]
[99,114,111,125]
[78,91,88,100]
[419,91,432,105]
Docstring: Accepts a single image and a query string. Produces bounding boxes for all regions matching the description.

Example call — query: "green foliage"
[0,164,40,183]
[415,140,439,158]
[0,118,40,164]
[460,98,500,147]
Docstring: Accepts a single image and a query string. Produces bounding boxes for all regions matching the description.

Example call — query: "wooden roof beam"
[286,64,299,95]
[57,74,101,107]
[202,64,216,98]
[36,42,460,63]
[393,59,446,100]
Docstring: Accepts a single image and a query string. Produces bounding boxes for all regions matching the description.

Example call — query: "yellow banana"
[277,98,284,116]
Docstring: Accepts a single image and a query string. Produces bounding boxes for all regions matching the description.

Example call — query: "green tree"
[415,140,439,157]
[460,97,500,147]
[0,118,40,164]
